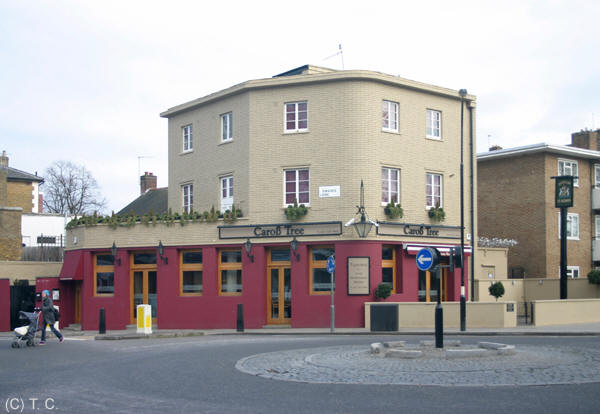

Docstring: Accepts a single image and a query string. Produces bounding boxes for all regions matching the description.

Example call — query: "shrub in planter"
[374,283,392,300]
[285,199,308,220]
[428,203,445,222]
[587,269,600,285]
[488,281,505,301]
[384,202,403,219]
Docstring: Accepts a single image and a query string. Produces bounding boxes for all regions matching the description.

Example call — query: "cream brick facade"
[160,66,477,246]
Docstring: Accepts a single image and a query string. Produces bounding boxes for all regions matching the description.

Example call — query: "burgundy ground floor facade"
[47,235,471,330]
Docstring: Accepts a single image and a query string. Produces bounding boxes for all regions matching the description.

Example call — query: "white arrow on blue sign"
[326,256,335,273]
[416,248,435,271]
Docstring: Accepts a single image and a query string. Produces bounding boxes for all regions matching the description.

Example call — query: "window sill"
[180,293,203,297]
[94,294,115,298]
[425,136,442,141]
[180,150,194,155]
[382,129,400,134]
[219,139,234,146]
[283,130,309,135]
[219,292,242,296]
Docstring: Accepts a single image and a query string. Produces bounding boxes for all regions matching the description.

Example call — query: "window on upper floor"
[594,164,600,188]
[559,212,579,240]
[426,173,443,208]
[284,101,308,133]
[220,176,234,213]
[285,169,309,206]
[381,167,400,205]
[221,112,233,143]
[426,109,442,139]
[182,184,193,213]
[558,159,579,186]
[382,100,398,132]
[183,124,193,152]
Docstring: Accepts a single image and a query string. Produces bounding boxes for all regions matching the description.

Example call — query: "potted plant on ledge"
[384,202,403,220]
[285,199,308,221]
[428,202,445,222]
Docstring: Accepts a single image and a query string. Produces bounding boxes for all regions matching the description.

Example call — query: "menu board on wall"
[347,257,370,296]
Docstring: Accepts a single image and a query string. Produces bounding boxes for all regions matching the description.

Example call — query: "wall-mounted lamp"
[158,240,168,264]
[244,239,254,262]
[290,237,300,261]
[111,242,121,266]
[345,180,378,238]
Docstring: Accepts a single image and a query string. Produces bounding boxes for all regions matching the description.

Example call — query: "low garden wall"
[533,299,600,326]
[364,301,517,330]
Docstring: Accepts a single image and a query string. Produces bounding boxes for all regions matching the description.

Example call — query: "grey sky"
[1,0,598,213]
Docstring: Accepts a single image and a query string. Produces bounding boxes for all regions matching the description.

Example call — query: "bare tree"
[42,161,107,215]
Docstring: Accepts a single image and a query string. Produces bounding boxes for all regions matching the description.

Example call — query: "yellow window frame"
[180,249,203,296]
[382,245,396,294]
[309,245,335,295]
[94,253,115,297]
[218,248,242,296]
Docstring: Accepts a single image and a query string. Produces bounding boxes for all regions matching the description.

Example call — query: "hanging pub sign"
[554,176,574,208]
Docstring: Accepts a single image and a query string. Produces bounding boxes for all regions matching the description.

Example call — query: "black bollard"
[435,303,443,348]
[99,308,106,334]
[236,303,244,332]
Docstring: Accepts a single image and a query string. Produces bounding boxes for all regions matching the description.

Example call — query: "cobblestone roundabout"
[235,344,600,386]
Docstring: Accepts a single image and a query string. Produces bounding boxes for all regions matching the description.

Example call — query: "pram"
[11,309,41,348]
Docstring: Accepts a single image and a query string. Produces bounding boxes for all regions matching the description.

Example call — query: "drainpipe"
[469,102,475,302]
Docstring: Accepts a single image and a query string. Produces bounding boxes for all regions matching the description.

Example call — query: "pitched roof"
[117,188,168,216]
[0,166,44,183]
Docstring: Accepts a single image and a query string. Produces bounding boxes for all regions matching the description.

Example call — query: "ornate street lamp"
[158,240,168,264]
[347,180,378,238]
[244,238,254,262]
[111,241,121,266]
[290,237,300,261]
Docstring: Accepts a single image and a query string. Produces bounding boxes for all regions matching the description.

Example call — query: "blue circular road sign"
[416,248,437,272]
[326,256,335,273]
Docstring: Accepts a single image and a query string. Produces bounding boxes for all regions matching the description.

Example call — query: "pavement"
[2,322,599,340]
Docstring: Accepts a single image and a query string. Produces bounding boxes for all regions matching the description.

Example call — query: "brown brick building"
[0,151,44,260]
[478,130,600,279]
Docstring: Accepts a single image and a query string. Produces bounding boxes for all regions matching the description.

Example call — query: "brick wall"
[6,181,34,213]
[478,153,547,278]
[0,207,23,260]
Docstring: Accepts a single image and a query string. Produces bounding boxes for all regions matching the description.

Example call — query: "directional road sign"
[416,248,438,272]
[326,256,335,273]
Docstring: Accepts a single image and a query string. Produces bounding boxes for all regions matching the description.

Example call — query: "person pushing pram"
[39,289,64,345]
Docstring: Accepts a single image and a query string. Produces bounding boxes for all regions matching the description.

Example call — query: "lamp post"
[459,88,467,332]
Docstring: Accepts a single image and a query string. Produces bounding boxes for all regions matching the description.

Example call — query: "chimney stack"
[140,172,157,195]
[0,150,8,167]
[571,129,600,151]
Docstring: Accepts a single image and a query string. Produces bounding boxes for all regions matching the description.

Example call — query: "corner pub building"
[49,65,477,330]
